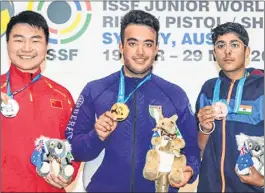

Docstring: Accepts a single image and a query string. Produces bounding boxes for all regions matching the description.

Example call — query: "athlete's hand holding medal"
[95,68,151,141]
[198,102,228,135]
[199,72,247,134]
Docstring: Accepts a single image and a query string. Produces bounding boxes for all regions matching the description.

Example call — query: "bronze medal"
[213,102,228,120]
[110,103,130,121]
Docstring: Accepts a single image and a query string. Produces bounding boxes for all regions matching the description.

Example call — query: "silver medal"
[1,99,20,118]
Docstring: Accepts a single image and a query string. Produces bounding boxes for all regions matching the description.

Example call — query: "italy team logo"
[1,0,15,37]
[27,0,92,44]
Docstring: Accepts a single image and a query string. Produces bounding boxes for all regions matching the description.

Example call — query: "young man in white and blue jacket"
[197,22,264,192]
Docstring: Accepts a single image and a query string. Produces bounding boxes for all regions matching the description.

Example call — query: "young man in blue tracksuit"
[196,22,264,192]
[65,10,200,192]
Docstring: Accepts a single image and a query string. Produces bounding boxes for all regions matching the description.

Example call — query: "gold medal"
[110,103,130,121]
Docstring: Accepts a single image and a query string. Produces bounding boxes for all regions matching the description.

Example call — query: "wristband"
[199,122,215,135]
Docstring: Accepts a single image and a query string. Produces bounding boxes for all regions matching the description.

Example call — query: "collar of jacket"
[218,68,250,83]
[121,65,153,84]
[9,64,41,85]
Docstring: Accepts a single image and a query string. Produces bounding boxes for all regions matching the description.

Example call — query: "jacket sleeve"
[65,83,106,162]
[195,86,210,126]
[60,90,80,182]
[177,95,201,184]
[195,84,212,115]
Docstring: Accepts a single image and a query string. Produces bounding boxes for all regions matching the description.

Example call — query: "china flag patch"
[50,99,63,109]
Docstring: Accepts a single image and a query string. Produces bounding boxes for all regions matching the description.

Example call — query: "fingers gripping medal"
[111,103,130,121]
[213,102,228,120]
[1,98,19,118]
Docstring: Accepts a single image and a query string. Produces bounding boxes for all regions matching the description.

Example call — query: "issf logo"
[27,0,92,61]
[1,0,15,37]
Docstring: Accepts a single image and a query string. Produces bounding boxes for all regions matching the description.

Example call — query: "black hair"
[120,9,160,45]
[211,22,249,46]
[120,10,160,60]
[6,10,49,44]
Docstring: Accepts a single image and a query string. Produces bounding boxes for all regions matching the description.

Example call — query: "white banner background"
[1,1,264,192]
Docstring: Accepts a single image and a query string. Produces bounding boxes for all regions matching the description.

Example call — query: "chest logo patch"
[50,99,63,109]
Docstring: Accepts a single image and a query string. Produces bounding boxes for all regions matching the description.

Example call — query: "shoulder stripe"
[1,82,7,89]
[44,79,71,107]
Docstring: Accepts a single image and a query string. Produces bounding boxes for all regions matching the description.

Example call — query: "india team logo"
[27,0,92,44]
[1,0,15,37]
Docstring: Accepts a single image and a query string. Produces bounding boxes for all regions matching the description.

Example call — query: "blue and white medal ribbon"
[1,71,42,118]
[212,71,247,119]
[110,67,151,121]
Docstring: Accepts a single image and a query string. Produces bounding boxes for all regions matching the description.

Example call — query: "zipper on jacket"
[220,79,235,192]
[29,73,33,101]
[130,81,137,192]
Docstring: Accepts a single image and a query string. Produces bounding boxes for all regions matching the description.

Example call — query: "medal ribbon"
[6,70,42,99]
[212,71,247,114]
[117,68,151,103]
